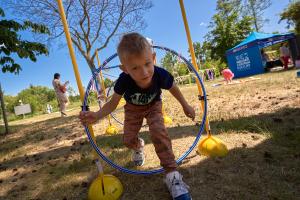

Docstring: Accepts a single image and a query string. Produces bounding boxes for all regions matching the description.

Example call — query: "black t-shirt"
[114,66,174,105]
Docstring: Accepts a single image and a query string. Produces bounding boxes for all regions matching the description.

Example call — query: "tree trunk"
[250,1,260,32]
[0,83,9,134]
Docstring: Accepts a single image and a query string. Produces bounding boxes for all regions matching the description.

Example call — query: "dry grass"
[0,69,300,200]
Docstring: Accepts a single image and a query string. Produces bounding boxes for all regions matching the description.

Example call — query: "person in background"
[52,73,69,117]
[46,104,53,114]
[279,43,291,70]
[221,68,234,84]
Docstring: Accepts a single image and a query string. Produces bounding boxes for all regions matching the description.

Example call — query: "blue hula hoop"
[83,45,208,175]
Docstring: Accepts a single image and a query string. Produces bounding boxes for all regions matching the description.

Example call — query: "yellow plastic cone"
[105,125,118,135]
[163,115,173,125]
[198,135,228,157]
[88,174,123,200]
[179,0,228,158]
[56,2,123,199]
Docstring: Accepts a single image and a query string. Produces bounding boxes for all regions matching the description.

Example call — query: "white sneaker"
[165,171,192,200]
[132,138,145,166]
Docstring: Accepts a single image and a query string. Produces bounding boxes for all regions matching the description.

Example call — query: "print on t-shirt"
[129,92,157,105]
[114,66,174,106]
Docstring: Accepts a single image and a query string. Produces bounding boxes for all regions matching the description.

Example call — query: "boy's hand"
[168,84,195,120]
[79,111,99,125]
[183,104,195,120]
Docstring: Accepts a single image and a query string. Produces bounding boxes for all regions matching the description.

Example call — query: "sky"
[0,0,292,96]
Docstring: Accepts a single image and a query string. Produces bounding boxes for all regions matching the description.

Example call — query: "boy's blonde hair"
[117,32,152,61]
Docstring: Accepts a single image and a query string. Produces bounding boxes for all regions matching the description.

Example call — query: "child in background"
[79,33,195,200]
[221,68,234,84]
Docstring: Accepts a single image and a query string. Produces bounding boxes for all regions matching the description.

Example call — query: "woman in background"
[279,43,291,70]
[52,73,69,117]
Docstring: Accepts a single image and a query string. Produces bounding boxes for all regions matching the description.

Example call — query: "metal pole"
[0,83,9,134]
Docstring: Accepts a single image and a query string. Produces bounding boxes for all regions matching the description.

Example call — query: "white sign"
[235,52,251,71]
[14,104,31,115]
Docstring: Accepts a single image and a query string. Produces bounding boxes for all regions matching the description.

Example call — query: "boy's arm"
[96,93,122,119]
[168,83,195,120]
[79,93,122,125]
[168,83,188,107]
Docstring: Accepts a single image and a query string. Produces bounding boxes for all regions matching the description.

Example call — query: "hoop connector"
[198,95,208,101]
[81,105,90,111]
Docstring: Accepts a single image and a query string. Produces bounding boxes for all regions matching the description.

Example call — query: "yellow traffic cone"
[198,134,228,157]
[88,174,123,200]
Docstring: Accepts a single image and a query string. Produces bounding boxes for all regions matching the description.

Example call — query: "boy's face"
[121,48,155,88]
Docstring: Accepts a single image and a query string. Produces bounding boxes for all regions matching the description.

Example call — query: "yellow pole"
[179,0,211,135]
[95,51,112,126]
[56,0,99,151]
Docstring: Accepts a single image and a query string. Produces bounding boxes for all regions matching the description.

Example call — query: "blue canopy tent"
[226,32,298,78]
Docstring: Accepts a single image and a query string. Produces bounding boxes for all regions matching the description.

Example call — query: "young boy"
[79,33,195,200]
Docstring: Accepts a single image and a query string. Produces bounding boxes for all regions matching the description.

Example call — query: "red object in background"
[59,85,67,93]
[281,56,290,69]
[222,69,234,80]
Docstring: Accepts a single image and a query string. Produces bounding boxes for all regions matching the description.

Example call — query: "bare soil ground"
[0,69,300,200]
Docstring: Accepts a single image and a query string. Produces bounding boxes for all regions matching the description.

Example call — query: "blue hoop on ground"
[83,45,208,175]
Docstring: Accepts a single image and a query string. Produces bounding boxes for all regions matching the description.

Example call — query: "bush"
[4,85,57,116]
[176,62,189,76]
[202,59,227,77]
[69,95,81,103]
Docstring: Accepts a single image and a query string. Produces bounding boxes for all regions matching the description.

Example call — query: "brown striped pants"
[123,101,177,172]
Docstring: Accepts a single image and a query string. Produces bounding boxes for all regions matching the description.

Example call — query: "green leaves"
[0,7,50,74]
[160,52,177,74]
[280,1,300,34]
[0,8,4,17]
[0,56,20,73]
[4,85,57,114]
[23,21,50,34]
[205,0,253,63]
[245,0,271,32]
[104,78,113,88]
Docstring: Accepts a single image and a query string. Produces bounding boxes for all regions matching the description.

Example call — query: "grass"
[0,69,299,200]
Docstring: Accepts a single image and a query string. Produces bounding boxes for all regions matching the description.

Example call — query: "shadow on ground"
[0,107,299,199]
